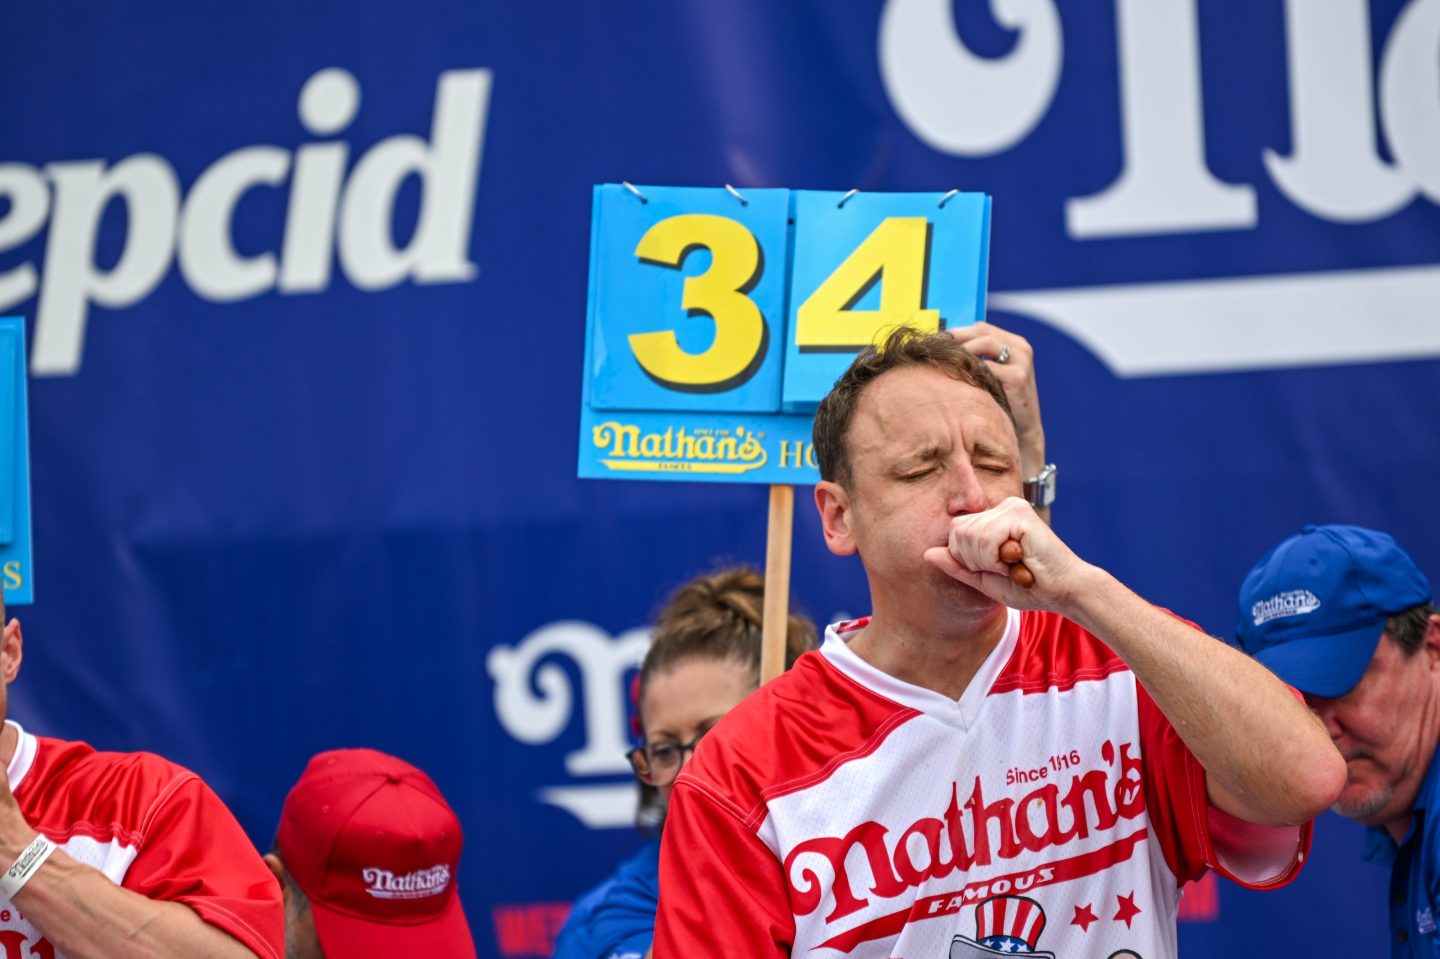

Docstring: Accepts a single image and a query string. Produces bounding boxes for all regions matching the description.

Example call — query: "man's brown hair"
[812,325,1014,486]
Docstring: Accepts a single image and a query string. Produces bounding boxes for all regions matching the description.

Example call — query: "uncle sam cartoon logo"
[950,895,1054,958]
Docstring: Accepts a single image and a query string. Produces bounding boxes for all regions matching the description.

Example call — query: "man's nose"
[945,462,989,516]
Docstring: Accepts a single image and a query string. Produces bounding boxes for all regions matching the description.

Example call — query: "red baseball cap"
[277,748,475,958]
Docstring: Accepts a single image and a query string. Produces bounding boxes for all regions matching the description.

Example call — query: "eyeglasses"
[626,732,709,787]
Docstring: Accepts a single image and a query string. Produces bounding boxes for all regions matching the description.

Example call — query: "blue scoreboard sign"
[578,185,991,484]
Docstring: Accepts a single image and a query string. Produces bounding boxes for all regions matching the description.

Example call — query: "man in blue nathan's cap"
[1236,524,1438,957]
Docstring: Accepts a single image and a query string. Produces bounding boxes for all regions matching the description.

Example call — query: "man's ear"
[1424,614,1440,669]
[262,853,291,905]
[1,619,22,685]
[814,481,857,557]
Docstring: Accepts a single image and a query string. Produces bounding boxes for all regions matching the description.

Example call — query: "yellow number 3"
[628,215,766,391]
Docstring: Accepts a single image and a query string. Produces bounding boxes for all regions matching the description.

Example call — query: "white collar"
[820,608,1020,731]
[5,720,37,794]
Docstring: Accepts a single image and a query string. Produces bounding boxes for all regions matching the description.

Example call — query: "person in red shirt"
[0,601,284,959]
[654,326,1346,958]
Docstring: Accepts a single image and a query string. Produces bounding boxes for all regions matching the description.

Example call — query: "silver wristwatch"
[1023,464,1057,508]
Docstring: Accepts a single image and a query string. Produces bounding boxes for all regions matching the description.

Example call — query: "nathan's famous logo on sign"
[590,420,767,475]
[0,67,492,377]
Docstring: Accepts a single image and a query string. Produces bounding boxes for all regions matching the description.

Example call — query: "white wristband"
[0,835,56,899]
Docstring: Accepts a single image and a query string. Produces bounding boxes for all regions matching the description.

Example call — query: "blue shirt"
[552,838,660,959]
[1365,752,1440,957]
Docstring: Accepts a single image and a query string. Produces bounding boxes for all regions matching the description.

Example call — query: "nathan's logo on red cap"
[361,864,453,900]
[1251,589,1321,627]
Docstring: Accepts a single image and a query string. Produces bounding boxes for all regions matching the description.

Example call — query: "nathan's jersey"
[655,610,1312,959]
[1,722,283,959]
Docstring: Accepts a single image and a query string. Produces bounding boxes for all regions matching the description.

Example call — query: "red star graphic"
[1071,903,1098,932]
[1114,892,1142,929]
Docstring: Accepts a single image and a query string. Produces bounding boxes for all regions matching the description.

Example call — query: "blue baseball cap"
[1236,525,1432,697]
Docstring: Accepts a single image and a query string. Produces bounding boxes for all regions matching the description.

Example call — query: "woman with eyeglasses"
[552,566,816,959]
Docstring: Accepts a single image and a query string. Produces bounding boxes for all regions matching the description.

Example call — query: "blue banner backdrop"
[4,2,1438,955]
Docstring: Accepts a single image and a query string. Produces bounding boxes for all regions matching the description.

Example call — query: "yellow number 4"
[628,214,766,391]
[795,217,940,350]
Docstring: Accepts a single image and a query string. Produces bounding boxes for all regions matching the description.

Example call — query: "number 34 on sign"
[578,185,991,485]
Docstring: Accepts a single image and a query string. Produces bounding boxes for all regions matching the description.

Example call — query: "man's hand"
[924,497,1088,611]
[948,322,1045,478]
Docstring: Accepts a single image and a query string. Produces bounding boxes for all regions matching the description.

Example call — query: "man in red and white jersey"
[654,327,1346,959]
[0,604,283,958]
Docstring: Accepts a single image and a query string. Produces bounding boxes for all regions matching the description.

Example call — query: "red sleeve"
[1137,682,1312,890]
[122,775,284,959]
[655,776,794,957]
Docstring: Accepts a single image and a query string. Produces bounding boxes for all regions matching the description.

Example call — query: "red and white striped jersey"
[655,609,1311,959]
[0,721,283,959]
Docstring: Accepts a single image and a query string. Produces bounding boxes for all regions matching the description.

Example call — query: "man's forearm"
[9,845,256,959]
[1065,568,1345,825]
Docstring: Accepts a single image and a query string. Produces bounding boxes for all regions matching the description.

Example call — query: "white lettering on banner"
[989,265,1440,376]
[882,0,1440,231]
[1065,0,1256,237]
[178,147,291,301]
[0,67,492,377]
[1268,0,1440,218]
[877,0,1063,155]
[0,166,49,308]
[879,0,1440,375]
[487,621,650,829]
[281,69,357,293]
[1379,0,1440,202]
[1263,0,1413,222]
[40,156,181,374]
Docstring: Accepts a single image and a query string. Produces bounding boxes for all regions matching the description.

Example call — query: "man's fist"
[924,497,1087,611]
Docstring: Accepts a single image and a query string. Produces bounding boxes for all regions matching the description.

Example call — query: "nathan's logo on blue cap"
[1251,590,1321,627]
[1236,524,1433,697]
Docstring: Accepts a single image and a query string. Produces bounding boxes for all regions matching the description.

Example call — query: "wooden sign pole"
[760,483,794,685]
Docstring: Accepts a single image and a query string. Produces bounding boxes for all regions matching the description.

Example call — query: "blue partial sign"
[580,186,992,483]
[0,318,32,604]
